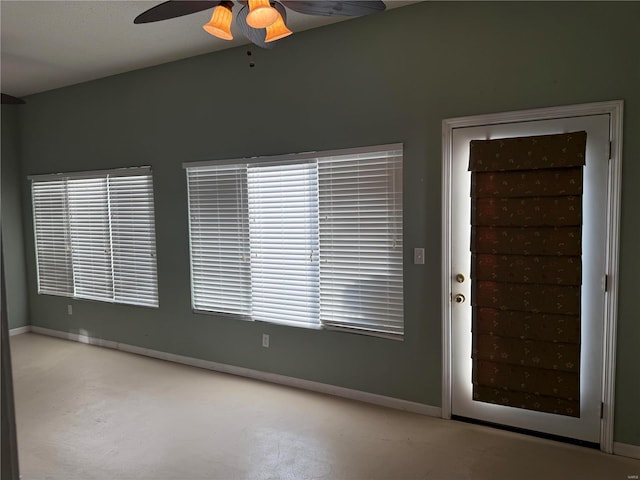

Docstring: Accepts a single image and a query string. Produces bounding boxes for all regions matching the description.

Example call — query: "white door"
[450,113,610,443]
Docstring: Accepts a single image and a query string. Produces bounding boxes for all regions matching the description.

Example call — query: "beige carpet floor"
[10,332,640,480]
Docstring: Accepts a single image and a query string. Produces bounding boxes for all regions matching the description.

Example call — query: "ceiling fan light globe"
[265,13,292,42]
[246,0,278,28]
[203,4,234,40]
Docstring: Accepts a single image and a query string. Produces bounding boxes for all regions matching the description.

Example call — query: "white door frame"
[441,100,623,453]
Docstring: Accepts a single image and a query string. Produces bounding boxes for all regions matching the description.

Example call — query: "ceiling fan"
[134,1,387,49]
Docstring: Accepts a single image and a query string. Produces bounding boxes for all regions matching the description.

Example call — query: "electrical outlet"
[414,247,425,265]
[67,304,73,315]
[262,334,270,348]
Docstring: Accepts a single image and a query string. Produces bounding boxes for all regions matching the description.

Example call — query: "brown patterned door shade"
[468,131,587,418]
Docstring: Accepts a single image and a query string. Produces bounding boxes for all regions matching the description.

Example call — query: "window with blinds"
[30,167,159,308]
[185,144,403,338]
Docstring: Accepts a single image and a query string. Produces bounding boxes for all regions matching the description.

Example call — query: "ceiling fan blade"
[280,1,386,17]
[134,1,216,24]
[236,5,274,49]
[1,93,26,105]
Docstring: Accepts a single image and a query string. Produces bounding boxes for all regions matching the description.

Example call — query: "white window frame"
[29,166,159,308]
[184,144,404,339]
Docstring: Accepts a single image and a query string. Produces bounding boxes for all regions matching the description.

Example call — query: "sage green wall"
[14,2,640,445]
[1,107,29,329]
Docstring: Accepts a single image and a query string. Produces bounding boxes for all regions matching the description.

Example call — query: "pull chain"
[247,48,255,68]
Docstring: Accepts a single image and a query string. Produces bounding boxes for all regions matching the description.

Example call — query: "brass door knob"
[454,293,466,304]
[455,273,465,283]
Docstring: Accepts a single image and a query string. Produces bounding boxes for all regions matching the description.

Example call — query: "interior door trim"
[441,100,623,454]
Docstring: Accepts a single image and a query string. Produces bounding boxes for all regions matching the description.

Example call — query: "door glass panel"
[468,132,586,417]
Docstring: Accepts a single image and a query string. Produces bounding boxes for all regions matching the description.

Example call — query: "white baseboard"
[9,326,31,336]
[29,325,441,418]
[613,442,640,460]
[31,325,119,349]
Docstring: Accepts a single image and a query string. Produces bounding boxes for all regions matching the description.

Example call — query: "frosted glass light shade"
[203,4,233,40]
[246,0,278,28]
[265,13,292,42]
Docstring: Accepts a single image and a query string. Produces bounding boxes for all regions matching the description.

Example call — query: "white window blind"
[318,150,404,336]
[31,180,74,296]
[30,168,158,307]
[68,177,113,302]
[247,161,320,328]
[186,165,251,316]
[184,144,403,338]
[109,175,159,307]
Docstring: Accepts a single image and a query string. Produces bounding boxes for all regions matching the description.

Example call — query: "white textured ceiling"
[1,0,419,98]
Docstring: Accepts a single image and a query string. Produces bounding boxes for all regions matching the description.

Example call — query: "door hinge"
[600,402,604,419]
[604,274,609,292]
[609,141,612,160]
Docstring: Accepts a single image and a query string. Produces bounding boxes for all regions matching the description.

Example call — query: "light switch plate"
[414,248,425,265]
